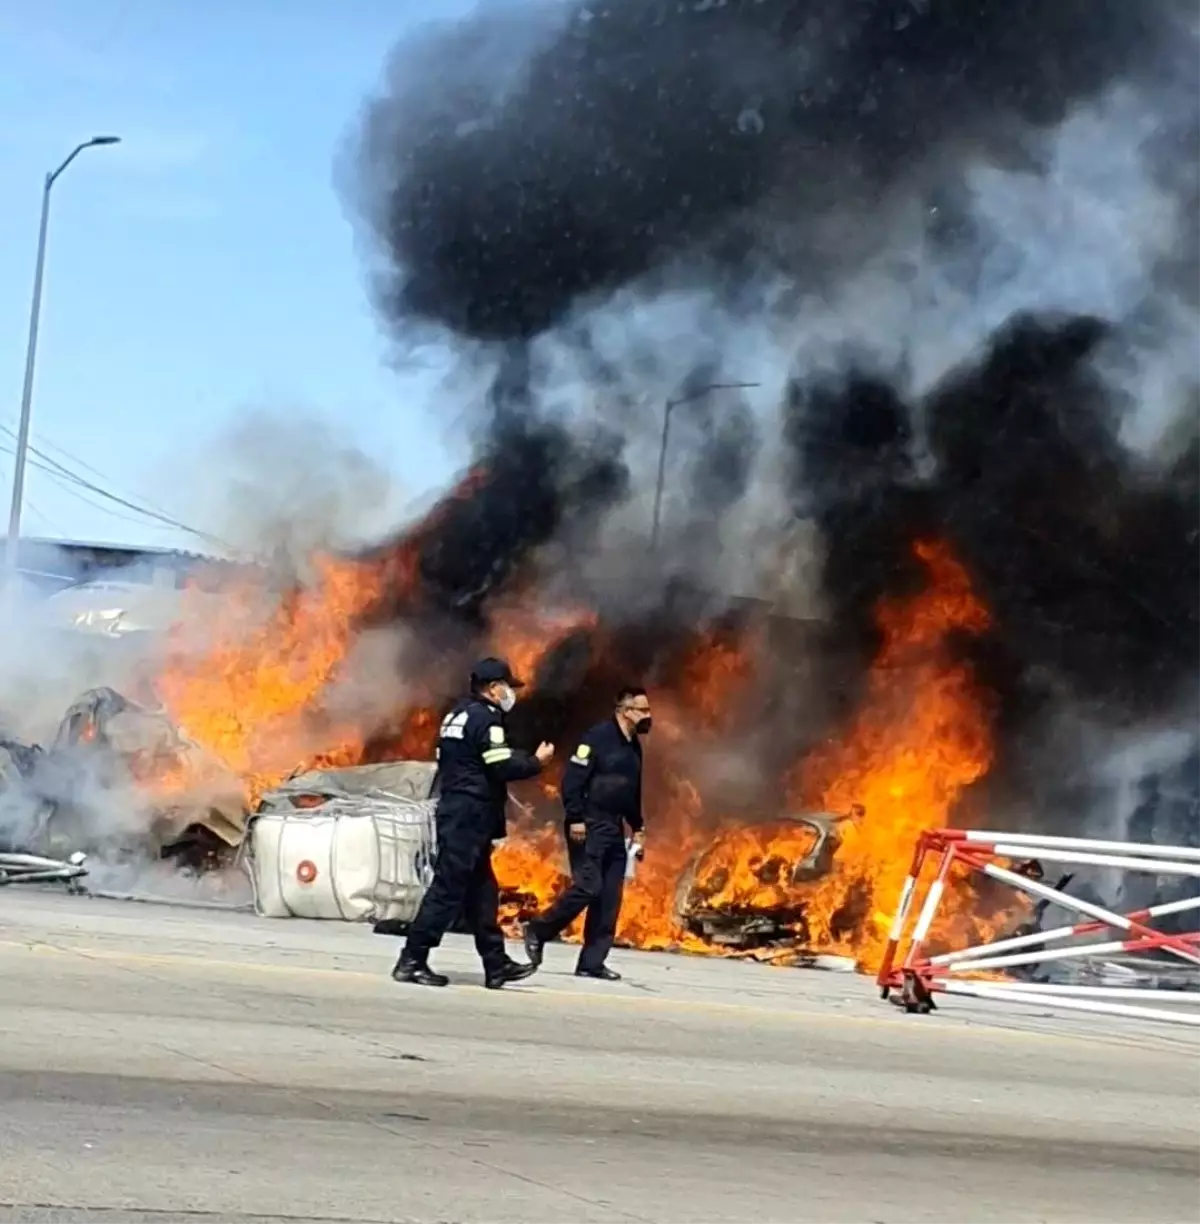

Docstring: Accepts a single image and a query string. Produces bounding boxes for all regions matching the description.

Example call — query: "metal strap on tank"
[275,818,288,915]
[372,808,387,921]
[236,832,264,916]
[329,814,348,921]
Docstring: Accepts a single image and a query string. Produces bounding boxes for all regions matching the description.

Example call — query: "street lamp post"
[649,381,760,553]
[5,135,121,583]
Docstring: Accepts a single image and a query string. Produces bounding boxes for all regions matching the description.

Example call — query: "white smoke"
[0,565,164,849]
[0,410,438,897]
[0,575,157,744]
[181,408,414,576]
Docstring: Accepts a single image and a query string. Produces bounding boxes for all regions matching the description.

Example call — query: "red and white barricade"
[877,829,1200,1027]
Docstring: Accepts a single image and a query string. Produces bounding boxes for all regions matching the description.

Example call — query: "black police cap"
[469,657,525,690]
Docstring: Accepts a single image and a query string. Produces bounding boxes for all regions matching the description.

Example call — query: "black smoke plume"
[358,412,627,632]
[351,0,1189,341]
[414,417,627,622]
[789,313,1200,725]
[346,0,1199,839]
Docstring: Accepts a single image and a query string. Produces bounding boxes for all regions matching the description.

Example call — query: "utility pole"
[5,135,121,585]
[649,381,760,553]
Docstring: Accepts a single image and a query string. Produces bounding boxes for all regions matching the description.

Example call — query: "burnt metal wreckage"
[0,692,1050,965]
[671,810,853,951]
[0,680,867,954]
[0,849,88,890]
[0,686,248,892]
[0,731,88,890]
[0,687,443,920]
[6,687,1192,1002]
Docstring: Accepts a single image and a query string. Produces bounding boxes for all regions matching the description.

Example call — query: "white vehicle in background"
[43,579,223,638]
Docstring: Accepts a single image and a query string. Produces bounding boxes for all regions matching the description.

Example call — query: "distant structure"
[10,537,261,639]
[11,536,243,597]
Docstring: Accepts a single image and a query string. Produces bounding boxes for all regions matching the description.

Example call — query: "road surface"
[0,891,1196,1223]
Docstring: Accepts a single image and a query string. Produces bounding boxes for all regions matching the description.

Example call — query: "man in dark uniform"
[523,686,651,981]
[393,658,554,989]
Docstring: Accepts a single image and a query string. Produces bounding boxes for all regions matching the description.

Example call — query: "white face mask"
[497,684,516,714]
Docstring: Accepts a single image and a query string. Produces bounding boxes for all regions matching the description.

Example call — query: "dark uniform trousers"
[535,822,627,973]
[405,795,507,975]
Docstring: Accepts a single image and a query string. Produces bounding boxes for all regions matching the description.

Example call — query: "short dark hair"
[616,685,647,705]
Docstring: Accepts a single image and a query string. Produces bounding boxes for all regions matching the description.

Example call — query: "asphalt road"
[0,892,1196,1224]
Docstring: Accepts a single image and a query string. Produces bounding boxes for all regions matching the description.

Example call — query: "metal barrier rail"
[877,829,1200,1027]
[0,849,89,888]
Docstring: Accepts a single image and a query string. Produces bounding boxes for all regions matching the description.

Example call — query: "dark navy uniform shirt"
[434,696,541,837]
[561,718,644,834]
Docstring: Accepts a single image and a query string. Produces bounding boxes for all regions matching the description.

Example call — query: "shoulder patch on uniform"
[439,709,468,740]
[570,743,592,766]
[488,724,506,745]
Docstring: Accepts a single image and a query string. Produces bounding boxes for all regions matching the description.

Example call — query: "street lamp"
[649,380,760,553]
[5,135,121,582]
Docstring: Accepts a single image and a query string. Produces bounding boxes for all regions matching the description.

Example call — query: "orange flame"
[487,601,599,689]
[494,539,996,965]
[682,820,821,916]
[148,516,997,971]
[677,628,757,732]
[790,539,995,968]
[155,471,486,805]
[158,555,383,806]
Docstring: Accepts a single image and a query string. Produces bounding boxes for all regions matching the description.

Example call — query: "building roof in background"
[10,536,259,598]
[16,536,228,563]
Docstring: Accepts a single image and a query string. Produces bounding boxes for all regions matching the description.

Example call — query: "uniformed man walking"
[394,658,554,989]
[523,686,651,981]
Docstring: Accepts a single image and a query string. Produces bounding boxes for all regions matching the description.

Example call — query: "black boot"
[523,923,546,967]
[575,965,622,982]
[485,958,538,990]
[392,950,449,988]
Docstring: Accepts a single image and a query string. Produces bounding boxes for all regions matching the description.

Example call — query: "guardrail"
[877,829,1200,1027]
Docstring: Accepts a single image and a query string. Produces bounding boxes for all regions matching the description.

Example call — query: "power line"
[29,430,186,526]
[0,442,179,529]
[26,457,180,529]
[0,434,232,550]
[0,452,63,536]
[0,423,224,543]
[25,499,68,536]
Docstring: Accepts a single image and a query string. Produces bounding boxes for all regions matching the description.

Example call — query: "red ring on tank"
[296,860,318,885]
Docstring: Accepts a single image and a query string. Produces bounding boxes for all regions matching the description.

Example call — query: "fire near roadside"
[153,507,1004,973]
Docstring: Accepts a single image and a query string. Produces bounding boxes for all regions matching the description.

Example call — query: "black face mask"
[633,716,653,736]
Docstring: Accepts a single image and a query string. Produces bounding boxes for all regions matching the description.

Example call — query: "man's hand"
[568,822,586,843]
[631,829,646,857]
[535,741,555,764]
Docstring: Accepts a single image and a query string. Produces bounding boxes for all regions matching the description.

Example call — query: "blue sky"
[0,0,475,551]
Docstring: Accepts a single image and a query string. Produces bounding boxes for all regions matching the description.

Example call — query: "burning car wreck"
[672,811,854,951]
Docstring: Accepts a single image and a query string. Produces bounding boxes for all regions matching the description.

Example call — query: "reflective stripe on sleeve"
[481,747,513,765]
